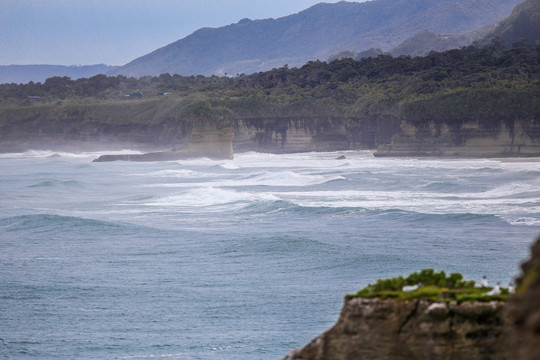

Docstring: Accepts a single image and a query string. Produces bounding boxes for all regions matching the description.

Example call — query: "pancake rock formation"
[93,117,234,162]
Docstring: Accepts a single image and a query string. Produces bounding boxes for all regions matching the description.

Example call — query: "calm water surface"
[1,150,539,359]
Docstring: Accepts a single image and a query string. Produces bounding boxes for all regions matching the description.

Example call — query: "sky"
[0,0,362,66]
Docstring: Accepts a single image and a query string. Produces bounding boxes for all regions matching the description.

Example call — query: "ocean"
[1,150,539,359]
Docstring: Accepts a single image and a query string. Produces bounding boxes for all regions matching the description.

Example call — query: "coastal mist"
[1,150,538,359]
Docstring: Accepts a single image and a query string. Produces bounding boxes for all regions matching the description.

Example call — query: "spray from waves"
[135,163,239,179]
[414,180,465,192]
[273,189,540,224]
[142,187,281,211]
[230,151,538,178]
[0,149,144,160]
[238,170,345,187]
[231,151,367,169]
[458,183,540,199]
[500,216,540,226]
[218,161,239,170]
[416,182,540,199]
[135,183,540,227]
[140,169,199,178]
[246,194,539,228]
[142,170,344,188]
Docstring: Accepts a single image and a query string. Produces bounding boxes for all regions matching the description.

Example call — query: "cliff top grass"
[348,269,510,302]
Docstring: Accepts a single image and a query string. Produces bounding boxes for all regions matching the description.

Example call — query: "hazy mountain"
[0,64,119,85]
[110,0,521,77]
[330,26,493,60]
[388,27,494,57]
[476,0,540,47]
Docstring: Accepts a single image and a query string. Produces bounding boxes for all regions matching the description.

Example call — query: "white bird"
[486,282,501,296]
[480,276,488,288]
[508,283,515,294]
[402,284,420,292]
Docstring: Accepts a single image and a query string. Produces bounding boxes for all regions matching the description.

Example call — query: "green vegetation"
[348,269,510,302]
[0,43,538,133]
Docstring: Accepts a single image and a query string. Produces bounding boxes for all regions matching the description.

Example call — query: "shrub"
[349,269,507,302]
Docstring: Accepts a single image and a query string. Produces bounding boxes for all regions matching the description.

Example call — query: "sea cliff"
[284,298,508,360]
[374,117,540,157]
[284,237,540,360]
[1,45,538,158]
[93,116,234,161]
[233,116,400,154]
[3,112,540,159]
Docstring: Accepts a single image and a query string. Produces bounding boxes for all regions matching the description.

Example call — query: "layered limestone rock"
[93,118,234,162]
[283,298,508,360]
[3,109,540,158]
[506,237,540,360]
[233,116,400,153]
[0,118,185,153]
[375,118,540,157]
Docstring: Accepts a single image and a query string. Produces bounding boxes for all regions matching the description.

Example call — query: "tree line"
[1,40,538,128]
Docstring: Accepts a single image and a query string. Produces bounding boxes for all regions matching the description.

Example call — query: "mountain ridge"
[330,0,540,60]
[110,0,521,77]
[476,0,540,47]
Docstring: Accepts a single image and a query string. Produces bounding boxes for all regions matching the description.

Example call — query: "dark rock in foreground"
[507,237,540,360]
[284,236,540,360]
[283,298,508,360]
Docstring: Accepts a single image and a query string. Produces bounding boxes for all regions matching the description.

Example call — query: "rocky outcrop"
[284,236,540,360]
[2,108,540,158]
[93,117,234,161]
[283,298,508,360]
[375,118,540,157]
[506,237,540,360]
[0,117,188,153]
[233,116,401,154]
[233,115,540,157]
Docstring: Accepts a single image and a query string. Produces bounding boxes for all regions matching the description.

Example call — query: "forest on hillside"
[1,41,538,129]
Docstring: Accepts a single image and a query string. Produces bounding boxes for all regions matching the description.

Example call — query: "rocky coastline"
[2,114,540,160]
[283,298,508,360]
[93,117,234,161]
[283,237,540,360]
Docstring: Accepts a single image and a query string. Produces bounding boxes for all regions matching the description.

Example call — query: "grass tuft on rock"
[348,269,510,302]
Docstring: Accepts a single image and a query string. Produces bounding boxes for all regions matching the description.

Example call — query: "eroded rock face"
[374,118,540,157]
[93,117,234,162]
[0,118,186,153]
[2,111,540,158]
[506,237,540,360]
[233,116,401,153]
[284,237,540,360]
[284,298,508,360]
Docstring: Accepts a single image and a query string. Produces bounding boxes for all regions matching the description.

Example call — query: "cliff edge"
[283,298,508,360]
[93,114,234,162]
[284,237,540,360]
[507,237,540,360]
